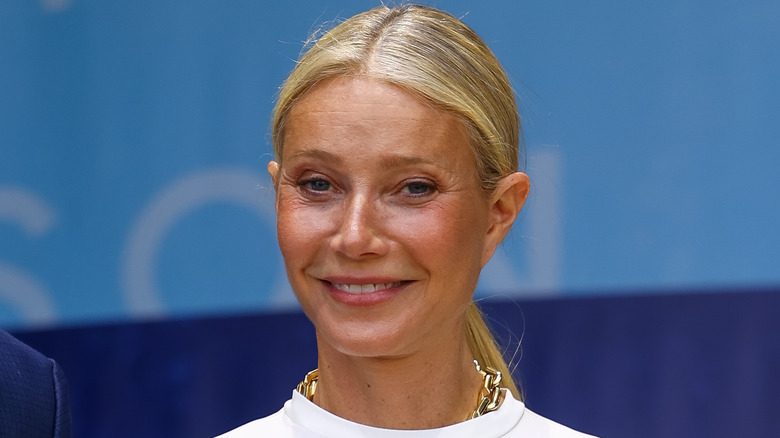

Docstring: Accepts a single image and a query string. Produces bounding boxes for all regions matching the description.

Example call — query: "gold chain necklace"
[296,360,503,420]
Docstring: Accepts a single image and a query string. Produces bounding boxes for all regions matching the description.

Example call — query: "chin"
[316,320,412,359]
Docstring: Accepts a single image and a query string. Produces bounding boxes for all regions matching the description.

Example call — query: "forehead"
[290,76,453,124]
[283,76,472,158]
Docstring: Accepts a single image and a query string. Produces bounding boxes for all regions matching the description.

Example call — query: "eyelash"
[295,175,437,200]
[297,177,333,195]
[401,180,437,198]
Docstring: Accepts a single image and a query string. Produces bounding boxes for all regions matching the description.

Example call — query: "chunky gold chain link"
[296,360,503,420]
[296,368,319,401]
[470,360,503,418]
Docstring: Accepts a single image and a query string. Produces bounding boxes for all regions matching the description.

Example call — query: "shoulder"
[215,406,290,438]
[1,329,50,368]
[0,329,72,438]
[516,405,598,438]
[0,329,58,396]
[494,391,596,438]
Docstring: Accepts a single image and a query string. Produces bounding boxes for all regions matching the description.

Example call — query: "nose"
[330,194,388,259]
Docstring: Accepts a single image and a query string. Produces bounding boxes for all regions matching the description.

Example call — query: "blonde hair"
[272,4,522,399]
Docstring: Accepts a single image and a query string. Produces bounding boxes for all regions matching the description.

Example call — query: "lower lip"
[323,280,410,306]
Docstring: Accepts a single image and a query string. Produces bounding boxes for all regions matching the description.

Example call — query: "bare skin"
[312,322,483,429]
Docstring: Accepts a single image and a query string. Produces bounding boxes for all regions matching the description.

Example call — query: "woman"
[220,4,595,437]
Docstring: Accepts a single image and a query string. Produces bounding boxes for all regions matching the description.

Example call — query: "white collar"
[285,389,526,437]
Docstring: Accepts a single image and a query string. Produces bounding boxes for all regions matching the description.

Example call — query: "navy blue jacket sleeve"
[0,329,72,438]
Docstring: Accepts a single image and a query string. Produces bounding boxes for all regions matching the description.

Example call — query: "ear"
[268,161,280,211]
[267,161,280,186]
[481,172,530,267]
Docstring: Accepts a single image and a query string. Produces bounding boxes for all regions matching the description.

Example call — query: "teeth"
[331,281,402,294]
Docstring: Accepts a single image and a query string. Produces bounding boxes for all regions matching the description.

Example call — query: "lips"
[320,278,411,306]
[329,281,404,294]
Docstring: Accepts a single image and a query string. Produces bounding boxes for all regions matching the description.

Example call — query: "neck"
[311,335,483,430]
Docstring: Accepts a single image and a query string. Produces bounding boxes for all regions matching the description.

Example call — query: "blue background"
[1,1,779,437]
[3,0,778,328]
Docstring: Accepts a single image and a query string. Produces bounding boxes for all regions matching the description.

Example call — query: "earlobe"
[481,172,530,265]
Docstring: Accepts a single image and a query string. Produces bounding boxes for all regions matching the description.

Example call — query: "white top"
[216,390,597,437]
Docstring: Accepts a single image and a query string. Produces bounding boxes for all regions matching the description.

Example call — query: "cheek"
[275,199,332,265]
[391,201,487,266]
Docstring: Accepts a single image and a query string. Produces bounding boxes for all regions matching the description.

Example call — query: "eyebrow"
[286,148,451,172]
[377,154,450,171]
[286,149,343,164]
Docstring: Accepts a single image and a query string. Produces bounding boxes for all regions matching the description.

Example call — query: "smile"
[329,281,404,294]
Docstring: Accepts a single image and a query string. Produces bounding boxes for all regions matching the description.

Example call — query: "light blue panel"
[505,1,780,292]
[1,0,778,328]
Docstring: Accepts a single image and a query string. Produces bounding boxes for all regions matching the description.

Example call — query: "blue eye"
[407,182,429,194]
[404,181,434,196]
[306,179,331,191]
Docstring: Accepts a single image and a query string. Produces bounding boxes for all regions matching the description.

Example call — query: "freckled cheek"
[388,206,482,257]
[276,204,336,264]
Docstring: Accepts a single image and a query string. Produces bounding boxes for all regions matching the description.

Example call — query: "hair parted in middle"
[271,3,522,194]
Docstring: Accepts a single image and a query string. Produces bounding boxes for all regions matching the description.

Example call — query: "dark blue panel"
[481,289,780,437]
[14,289,780,438]
[15,312,318,437]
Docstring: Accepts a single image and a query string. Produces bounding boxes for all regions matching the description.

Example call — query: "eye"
[296,177,334,197]
[401,180,436,197]
[304,178,331,192]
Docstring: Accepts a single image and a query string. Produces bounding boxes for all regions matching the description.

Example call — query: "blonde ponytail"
[465,301,521,400]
